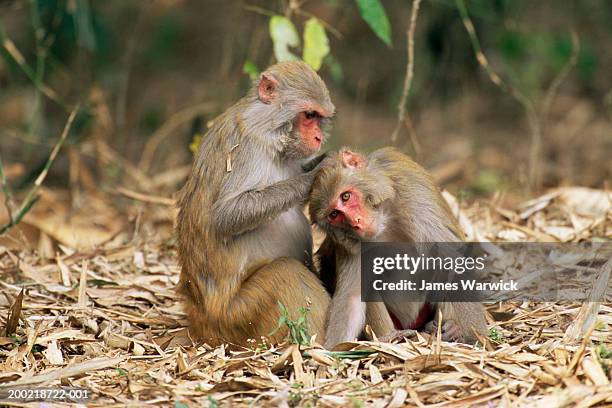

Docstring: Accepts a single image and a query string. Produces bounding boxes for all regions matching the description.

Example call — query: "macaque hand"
[377,329,417,343]
[425,319,472,343]
[302,151,330,173]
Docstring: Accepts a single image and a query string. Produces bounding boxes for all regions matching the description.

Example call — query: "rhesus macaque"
[176,61,335,346]
[310,147,487,348]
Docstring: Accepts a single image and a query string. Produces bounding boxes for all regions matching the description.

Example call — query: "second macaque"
[310,147,487,348]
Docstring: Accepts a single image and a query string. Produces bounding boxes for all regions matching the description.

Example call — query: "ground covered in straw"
[0,186,610,407]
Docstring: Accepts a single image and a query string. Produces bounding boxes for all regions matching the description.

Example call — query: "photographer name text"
[372,279,518,292]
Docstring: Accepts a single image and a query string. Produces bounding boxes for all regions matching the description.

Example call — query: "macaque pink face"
[257,72,332,157]
[297,110,325,154]
[326,186,377,239]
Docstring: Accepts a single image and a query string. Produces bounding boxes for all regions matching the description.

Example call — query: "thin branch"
[0,106,79,235]
[0,22,68,110]
[541,30,580,127]
[115,7,146,143]
[294,8,342,40]
[138,102,216,174]
[27,0,48,136]
[391,0,422,152]
[285,0,306,19]
[454,0,542,189]
[243,4,276,17]
[245,1,343,39]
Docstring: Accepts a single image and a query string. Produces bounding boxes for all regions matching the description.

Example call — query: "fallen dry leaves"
[0,186,610,407]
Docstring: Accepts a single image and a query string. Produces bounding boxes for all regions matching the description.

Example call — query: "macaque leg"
[208,258,330,346]
[365,302,395,338]
[324,295,365,349]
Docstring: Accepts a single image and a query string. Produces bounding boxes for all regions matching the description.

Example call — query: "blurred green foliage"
[142,12,184,68]
[2,0,605,114]
[0,0,610,192]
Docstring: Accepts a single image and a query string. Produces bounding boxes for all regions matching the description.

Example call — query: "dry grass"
[0,186,610,407]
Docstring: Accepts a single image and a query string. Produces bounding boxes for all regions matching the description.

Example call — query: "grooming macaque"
[310,148,487,348]
[176,61,335,346]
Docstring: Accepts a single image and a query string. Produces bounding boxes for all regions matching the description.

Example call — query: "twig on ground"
[94,141,155,190]
[116,187,175,206]
[0,106,79,235]
[390,0,422,155]
[0,155,16,225]
[563,257,611,343]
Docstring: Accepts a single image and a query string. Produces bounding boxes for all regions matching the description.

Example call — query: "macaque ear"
[340,150,367,169]
[258,73,279,104]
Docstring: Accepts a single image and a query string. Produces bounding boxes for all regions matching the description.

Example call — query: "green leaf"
[242,60,260,81]
[269,15,300,62]
[354,0,392,46]
[302,18,330,71]
[325,349,377,359]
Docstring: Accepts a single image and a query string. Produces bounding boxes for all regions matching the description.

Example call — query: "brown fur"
[310,147,487,348]
[176,61,334,346]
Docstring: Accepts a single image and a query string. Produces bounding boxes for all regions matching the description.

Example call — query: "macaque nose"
[349,216,362,229]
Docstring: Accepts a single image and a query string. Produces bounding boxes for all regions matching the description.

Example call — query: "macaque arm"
[301,152,329,172]
[324,255,365,349]
[213,173,313,236]
[324,292,365,349]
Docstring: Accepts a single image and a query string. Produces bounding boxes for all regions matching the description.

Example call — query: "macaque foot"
[424,319,465,342]
[377,329,417,343]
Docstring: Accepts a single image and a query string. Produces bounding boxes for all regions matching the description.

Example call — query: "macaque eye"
[341,191,351,202]
[329,210,340,220]
[304,110,318,120]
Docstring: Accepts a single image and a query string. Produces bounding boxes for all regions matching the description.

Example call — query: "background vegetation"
[1,0,611,209]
